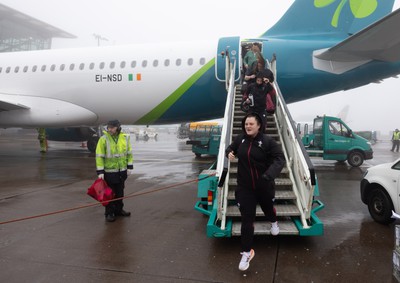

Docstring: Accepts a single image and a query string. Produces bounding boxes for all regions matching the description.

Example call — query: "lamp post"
[92,33,109,46]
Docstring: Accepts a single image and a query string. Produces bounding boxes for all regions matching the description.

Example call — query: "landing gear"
[87,136,99,153]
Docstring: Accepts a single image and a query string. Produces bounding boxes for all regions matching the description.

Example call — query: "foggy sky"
[1,0,399,135]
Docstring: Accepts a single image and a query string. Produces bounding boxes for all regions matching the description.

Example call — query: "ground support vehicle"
[302,116,373,167]
[361,158,400,224]
[186,125,221,157]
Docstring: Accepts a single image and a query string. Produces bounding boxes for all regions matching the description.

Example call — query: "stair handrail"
[270,60,317,224]
[215,57,236,228]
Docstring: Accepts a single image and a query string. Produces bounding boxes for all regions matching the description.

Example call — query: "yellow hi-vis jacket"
[393,132,400,141]
[96,130,133,174]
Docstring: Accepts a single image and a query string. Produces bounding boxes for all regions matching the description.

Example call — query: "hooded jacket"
[225,114,285,190]
[96,130,134,183]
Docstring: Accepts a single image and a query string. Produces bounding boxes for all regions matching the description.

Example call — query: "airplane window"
[188,58,193,66]
[69,64,75,71]
[60,64,65,71]
[23,66,28,72]
[176,59,182,66]
[14,66,19,73]
[131,61,136,68]
[153,60,159,67]
[120,61,126,68]
[200,58,206,65]
[89,63,95,70]
[110,62,115,69]
[142,60,148,67]
[6,66,11,73]
[50,65,56,71]
[100,62,105,69]
[79,63,85,70]
[32,65,37,72]
[41,65,46,72]
[164,59,170,67]
[0,67,2,73]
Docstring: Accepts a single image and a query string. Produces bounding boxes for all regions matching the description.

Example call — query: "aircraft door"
[215,36,240,82]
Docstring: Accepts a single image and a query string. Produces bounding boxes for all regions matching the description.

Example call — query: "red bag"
[87,178,114,206]
[266,92,276,114]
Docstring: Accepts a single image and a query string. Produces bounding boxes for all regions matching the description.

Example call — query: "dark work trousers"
[104,179,125,216]
[392,140,400,152]
[235,185,276,252]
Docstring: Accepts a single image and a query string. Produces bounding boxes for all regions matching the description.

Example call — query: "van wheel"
[347,151,364,167]
[368,188,395,224]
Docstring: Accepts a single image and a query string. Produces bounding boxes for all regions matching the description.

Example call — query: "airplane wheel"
[347,151,364,167]
[87,136,99,153]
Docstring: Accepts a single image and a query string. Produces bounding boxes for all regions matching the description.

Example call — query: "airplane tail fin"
[263,0,395,38]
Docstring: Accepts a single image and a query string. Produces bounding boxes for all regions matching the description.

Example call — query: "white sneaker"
[271,221,279,236]
[238,249,255,271]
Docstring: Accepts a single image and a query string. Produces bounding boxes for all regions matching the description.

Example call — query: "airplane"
[0,0,399,135]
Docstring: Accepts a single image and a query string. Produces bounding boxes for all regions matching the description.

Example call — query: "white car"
[361,158,400,224]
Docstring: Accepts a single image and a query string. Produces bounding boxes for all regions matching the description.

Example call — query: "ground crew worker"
[96,120,134,222]
[391,128,400,152]
[36,128,48,153]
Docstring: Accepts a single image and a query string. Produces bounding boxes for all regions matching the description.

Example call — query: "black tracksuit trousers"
[235,185,276,252]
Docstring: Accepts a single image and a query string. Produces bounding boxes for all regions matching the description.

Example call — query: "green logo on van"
[315,0,378,27]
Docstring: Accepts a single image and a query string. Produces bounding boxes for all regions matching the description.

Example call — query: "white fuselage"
[0,40,220,127]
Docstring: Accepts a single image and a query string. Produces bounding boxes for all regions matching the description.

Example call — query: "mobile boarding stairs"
[194,57,324,237]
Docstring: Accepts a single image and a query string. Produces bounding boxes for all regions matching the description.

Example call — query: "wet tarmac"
[0,129,399,283]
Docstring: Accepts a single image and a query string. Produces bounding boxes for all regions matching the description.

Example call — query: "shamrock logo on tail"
[314,0,378,27]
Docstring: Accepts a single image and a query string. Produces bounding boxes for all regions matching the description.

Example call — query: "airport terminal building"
[0,3,75,52]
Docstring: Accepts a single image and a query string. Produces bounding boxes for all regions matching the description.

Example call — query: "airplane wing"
[0,97,30,111]
[313,8,400,73]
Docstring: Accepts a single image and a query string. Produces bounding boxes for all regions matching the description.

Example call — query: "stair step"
[227,178,293,187]
[231,220,299,236]
[226,203,300,217]
[229,166,289,175]
[227,189,296,200]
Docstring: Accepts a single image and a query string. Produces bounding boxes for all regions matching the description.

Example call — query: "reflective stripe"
[105,168,127,173]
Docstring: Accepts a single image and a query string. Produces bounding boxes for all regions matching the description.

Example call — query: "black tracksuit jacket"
[225,132,285,190]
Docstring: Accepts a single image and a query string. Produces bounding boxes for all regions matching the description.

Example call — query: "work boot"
[105,214,116,222]
[116,210,131,217]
